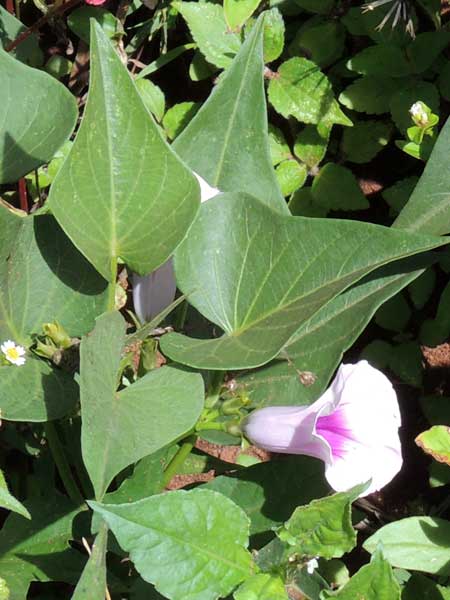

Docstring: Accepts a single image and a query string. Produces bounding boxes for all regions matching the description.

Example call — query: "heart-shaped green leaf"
[174,15,288,215]
[81,311,204,500]
[0,47,77,183]
[90,488,254,600]
[160,193,446,369]
[49,22,199,281]
[0,203,109,342]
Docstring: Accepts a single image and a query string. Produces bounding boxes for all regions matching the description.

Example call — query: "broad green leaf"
[389,80,439,133]
[416,426,450,465]
[135,78,165,122]
[48,22,199,281]
[234,574,288,600]
[347,45,411,78]
[338,76,398,115]
[90,489,254,600]
[0,470,30,519]
[161,194,444,370]
[394,116,450,234]
[268,57,352,126]
[71,522,108,600]
[321,549,400,599]
[0,205,109,342]
[0,5,43,66]
[81,311,204,499]
[0,494,84,600]
[341,120,392,164]
[403,573,450,600]
[363,517,450,575]
[204,456,328,537]
[0,356,78,422]
[277,484,366,560]
[224,0,261,29]
[174,15,288,214]
[239,256,434,406]
[311,163,369,211]
[177,1,241,69]
[0,48,77,183]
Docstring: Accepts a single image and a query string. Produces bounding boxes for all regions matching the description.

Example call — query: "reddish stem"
[6,0,14,13]
[18,179,28,213]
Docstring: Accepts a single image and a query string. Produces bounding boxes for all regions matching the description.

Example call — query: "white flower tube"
[132,172,220,323]
[243,361,402,497]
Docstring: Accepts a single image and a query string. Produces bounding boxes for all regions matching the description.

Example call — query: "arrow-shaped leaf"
[160,193,447,369]
[49,22,199,281]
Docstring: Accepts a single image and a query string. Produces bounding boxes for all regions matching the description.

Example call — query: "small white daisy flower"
[1,340,26,366]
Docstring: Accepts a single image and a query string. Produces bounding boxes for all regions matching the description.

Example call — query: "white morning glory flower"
[243,361,402,497]
[132,172,221,323]
[1,340,26,366]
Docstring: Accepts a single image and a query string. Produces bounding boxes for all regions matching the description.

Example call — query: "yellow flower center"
[6,347,20,361]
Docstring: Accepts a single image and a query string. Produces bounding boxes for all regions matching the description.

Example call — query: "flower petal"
[132,259,176,323]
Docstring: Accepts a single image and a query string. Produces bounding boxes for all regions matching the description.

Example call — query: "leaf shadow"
[419,520,450,575]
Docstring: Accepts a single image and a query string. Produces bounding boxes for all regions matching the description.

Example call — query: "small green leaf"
[322,549,400,599]
[0,470,30,519]
[44,55,73,79]
[49,22,199,281]
[277,484,366,560]
[382,176,419,216]
[234,574,288,600]
[268,124,291,166]
[347,45,411,78]
[339,76,398,115]
[0,578,9,600]
[389,81,439,133]
[406,31,450,74]
[174,15,288,214]
[81,311,204,500]
[408,268,435,309]
[341,120,392,164]
[0,5,42,66]
[293,123,331,168]
[162,101,200,139]
[135,78,165,122]
[275,159,307,196]
[0,48,77,183]
[374,293,411,332]
[67,6,121,44]
[289,18,345,68]
[90,489,254,600]
[416,426,450,465]
[71,522,108,600]
[363,517,450,575]
[403,573,450,600]
[161,192,445,369]
[189,50,217,81]
[224,0,261,29]
[269,57,352,126]
[261,7,285,63]
[388,341,422,387]
[177,1,241,68]
[312,163,369,211]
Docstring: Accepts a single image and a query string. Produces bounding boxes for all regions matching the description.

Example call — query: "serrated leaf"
[268,57,352,126]
[0,5,42,67]
[161,192,445,370]
[416,426,450,465]
[234,574,288,600]
[204,456,328,537]
[0,470,30,519]
[312,163,369,211]
[347,45,411,78]
[277,484,366,560]
[293,123,331,168]
[174,15,287,214]
[0,48,77,183]
[0,494,84,600]
[90,489,254,600]
[177,1,241,68]
[341,120,391,164]
[338,76,398,115]
[81,311,204,499]
[71,522,108,600]
[394,115,450,234]
[49,22,199,281]
[321,549,400,599]
[224,0,261,29]
[389,80,439,133]
[0,205,108,342]
[363,517,450,575]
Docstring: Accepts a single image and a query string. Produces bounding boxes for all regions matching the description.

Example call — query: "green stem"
[45,423,84,506]
[162,435,197,488]
[107,260,118,312]
[195,421,226,431]
[205,370,225,408]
